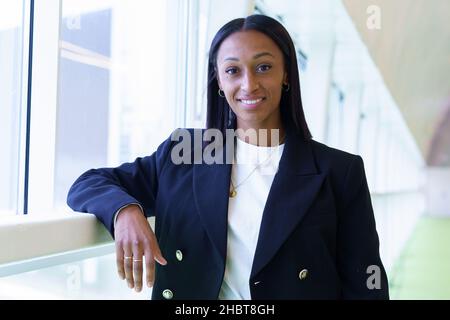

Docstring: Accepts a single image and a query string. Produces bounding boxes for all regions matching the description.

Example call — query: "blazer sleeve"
[337,155,389,299]
[66,133,175,237]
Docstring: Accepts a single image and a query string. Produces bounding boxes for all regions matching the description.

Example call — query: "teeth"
[241,98,263,105]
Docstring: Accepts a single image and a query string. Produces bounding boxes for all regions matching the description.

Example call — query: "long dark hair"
[206,14,312,140]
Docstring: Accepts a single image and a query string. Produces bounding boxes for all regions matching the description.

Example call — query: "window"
[26,0,183,213]
[0,0,27,216]
[0,0,189,298]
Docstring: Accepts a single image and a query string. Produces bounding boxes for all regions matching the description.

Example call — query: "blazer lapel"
[192,136,232,265]
[250,129,326,279]
[192,128,325,275]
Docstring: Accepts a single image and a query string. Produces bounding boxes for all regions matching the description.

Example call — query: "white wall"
[426,167,450,217]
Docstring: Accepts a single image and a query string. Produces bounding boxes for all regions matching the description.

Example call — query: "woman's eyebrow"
[223,51,275,62]
[253,52,274,59]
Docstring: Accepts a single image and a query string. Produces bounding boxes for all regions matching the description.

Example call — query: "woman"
[67,15,389,300]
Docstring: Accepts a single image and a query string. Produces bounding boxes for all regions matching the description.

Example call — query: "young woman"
[67,15,389,300]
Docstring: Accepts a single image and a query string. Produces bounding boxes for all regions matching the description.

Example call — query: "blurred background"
[0,0,449,299]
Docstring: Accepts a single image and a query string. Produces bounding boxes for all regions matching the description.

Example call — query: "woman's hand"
[114,204,167,292]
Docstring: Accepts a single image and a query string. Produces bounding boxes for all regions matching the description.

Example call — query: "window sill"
[0,212,112,271]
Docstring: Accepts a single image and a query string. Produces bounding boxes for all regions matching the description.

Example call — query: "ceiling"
[259,0,450,166]
[342,0,450,166]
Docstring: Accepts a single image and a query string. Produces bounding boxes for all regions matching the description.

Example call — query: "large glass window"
[26,0,182,212]
[0,0,26,216]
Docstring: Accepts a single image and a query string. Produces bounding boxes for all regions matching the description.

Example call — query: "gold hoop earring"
[283,83,290,92]
[218,89,225,97]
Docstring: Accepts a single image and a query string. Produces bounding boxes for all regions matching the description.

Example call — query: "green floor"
[389,216,450,299]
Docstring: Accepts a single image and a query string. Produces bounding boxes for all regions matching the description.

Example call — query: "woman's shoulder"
[309,139,358,159]
[308,139,362,171]
[307,140,368,196]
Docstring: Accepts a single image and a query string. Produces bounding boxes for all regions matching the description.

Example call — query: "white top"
[219,137,285,300]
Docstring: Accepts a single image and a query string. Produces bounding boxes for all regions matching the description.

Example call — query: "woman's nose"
[240,72,259,92]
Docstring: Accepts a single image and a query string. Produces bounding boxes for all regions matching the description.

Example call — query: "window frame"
[1,0,200,275]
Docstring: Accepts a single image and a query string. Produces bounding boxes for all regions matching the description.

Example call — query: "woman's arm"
[66,134,174,292]
[67,133,174,236]
[337,155,390,299]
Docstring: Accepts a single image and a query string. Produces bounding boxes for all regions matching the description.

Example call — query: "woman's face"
[216,30,287,131]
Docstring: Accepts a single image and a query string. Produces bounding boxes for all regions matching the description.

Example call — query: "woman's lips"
[237,97,265,108]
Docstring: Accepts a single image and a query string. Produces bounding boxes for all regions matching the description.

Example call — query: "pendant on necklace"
[229,189,237,198]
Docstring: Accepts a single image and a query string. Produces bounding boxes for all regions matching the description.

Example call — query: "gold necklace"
[229,137,285,198]
[229,165,260,198]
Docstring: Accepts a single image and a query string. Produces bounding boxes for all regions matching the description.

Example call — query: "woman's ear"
[283,72,288,85]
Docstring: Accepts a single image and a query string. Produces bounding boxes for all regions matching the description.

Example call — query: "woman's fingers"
[148,228,168,266]
[132,241,144,292]
[123,245,135,289]
[115,243,126,280]
[114,205,167,292]
[144,247,155,288]
[144,230,167,288]
[116,237,166,290]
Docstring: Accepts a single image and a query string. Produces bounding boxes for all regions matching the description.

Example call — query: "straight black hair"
[206,14,312,140]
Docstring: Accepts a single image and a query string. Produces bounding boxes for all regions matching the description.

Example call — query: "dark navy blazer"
[67,128,389,300]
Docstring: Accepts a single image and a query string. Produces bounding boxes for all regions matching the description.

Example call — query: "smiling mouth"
[237,98,265,106]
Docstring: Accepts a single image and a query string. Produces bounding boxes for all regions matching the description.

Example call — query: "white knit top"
[219,137,284,300]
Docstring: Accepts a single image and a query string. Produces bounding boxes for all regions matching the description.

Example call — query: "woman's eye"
[257,64,272,72]
[225,67,238,75]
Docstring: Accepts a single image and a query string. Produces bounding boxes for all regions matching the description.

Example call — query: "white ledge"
[0,243,115,277]
[0,212,112,266]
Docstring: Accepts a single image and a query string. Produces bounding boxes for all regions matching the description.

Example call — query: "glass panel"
[0,0,26,216]
[53,0,178,209]
[0,253,151,299]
